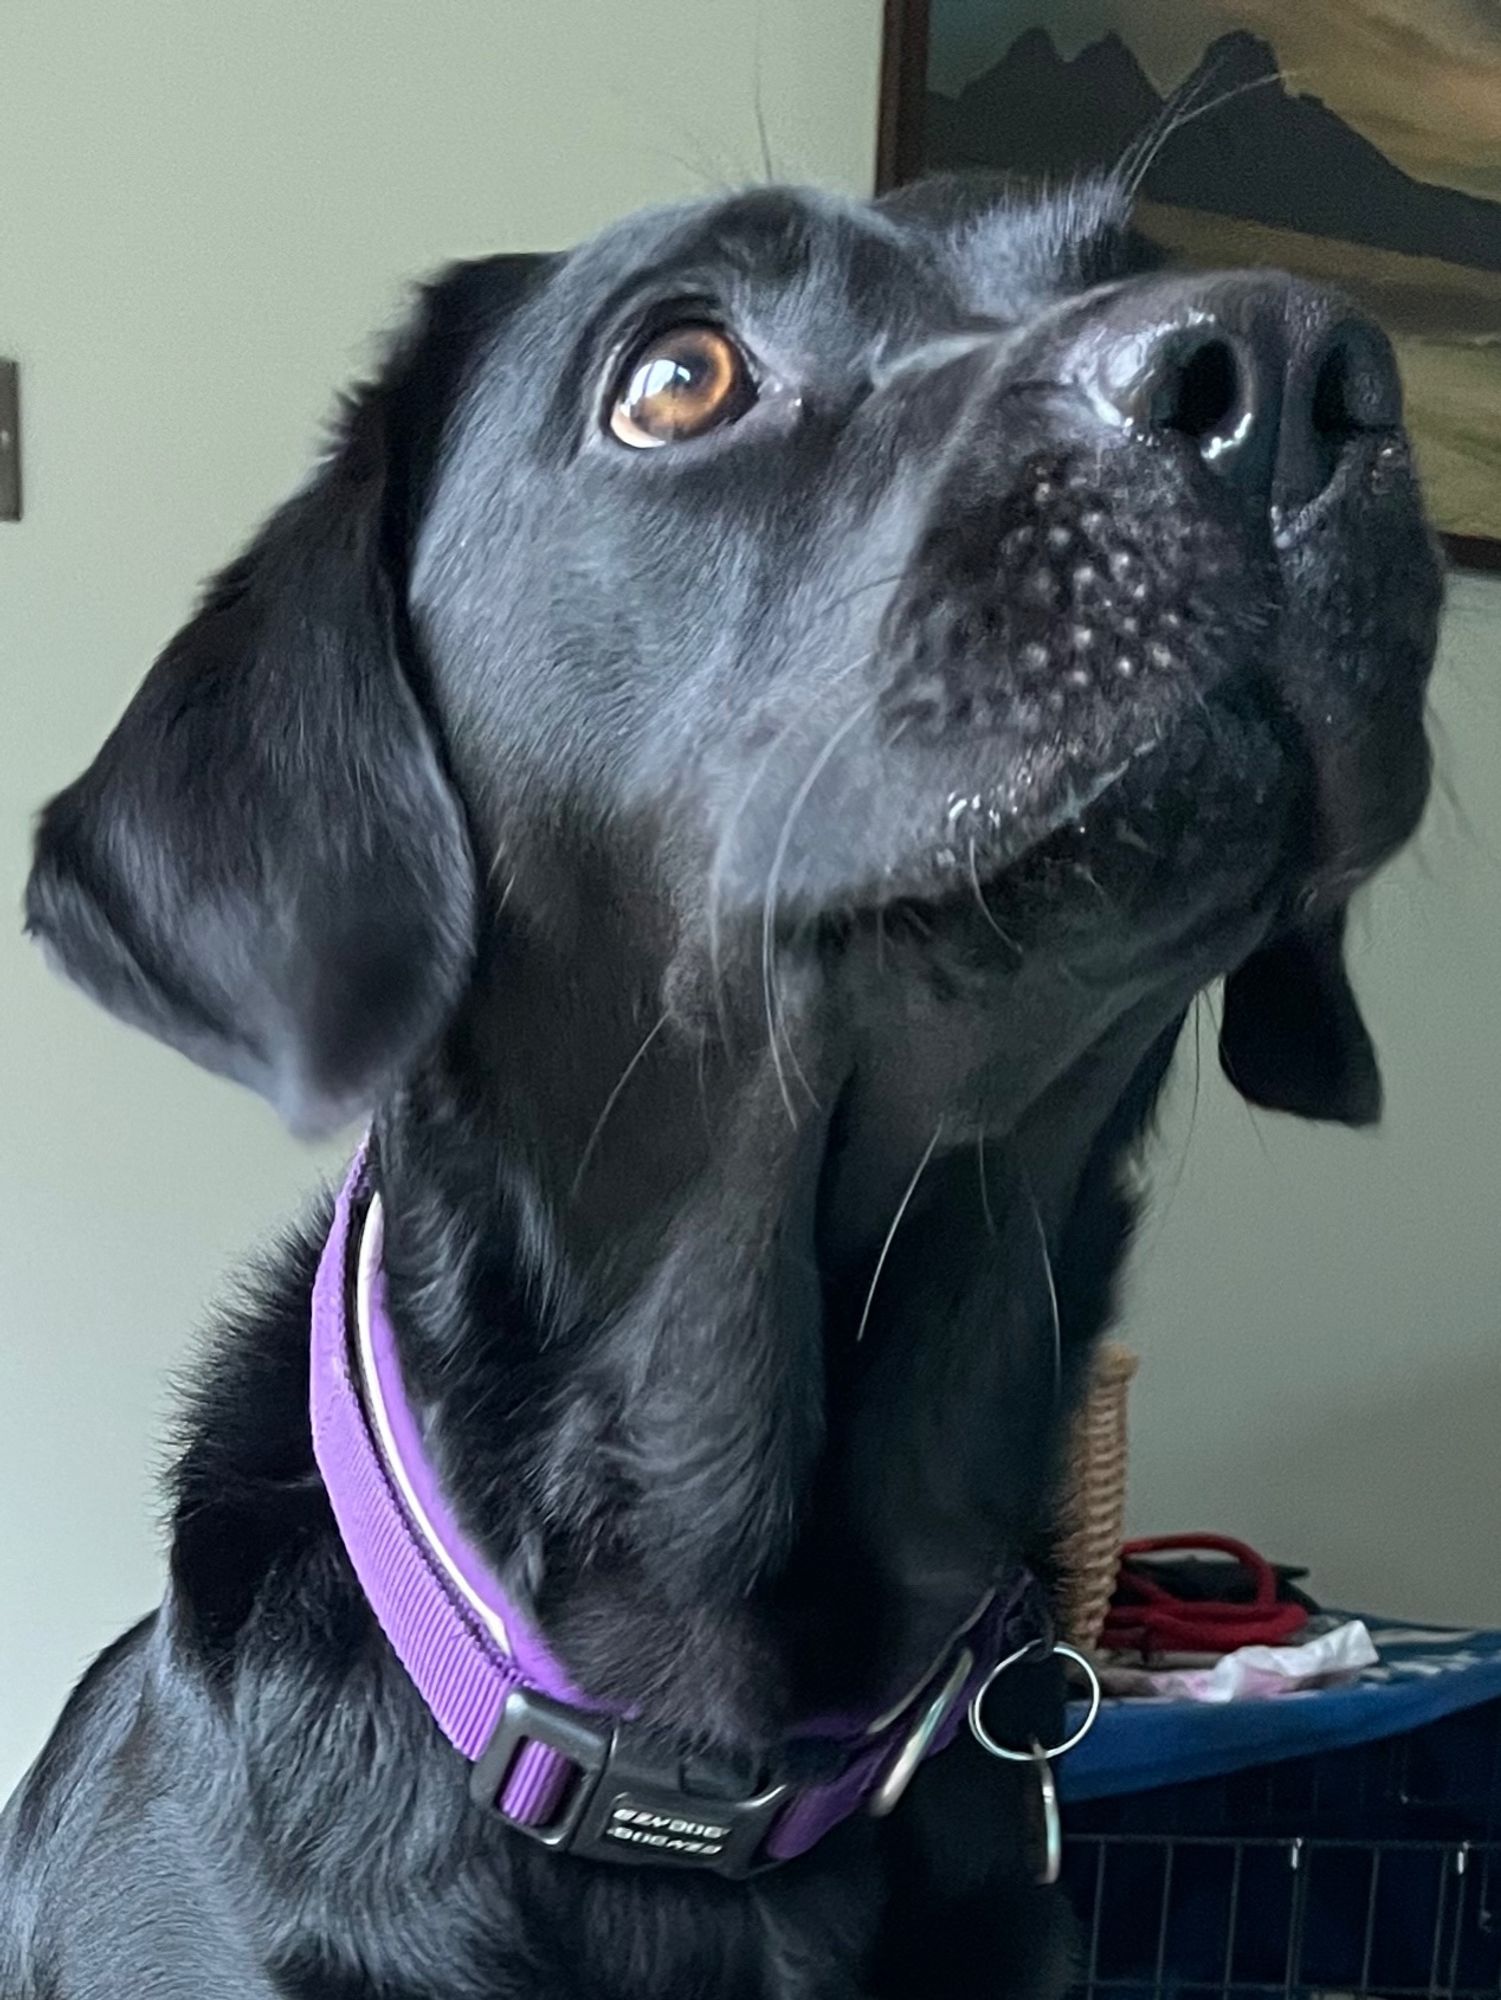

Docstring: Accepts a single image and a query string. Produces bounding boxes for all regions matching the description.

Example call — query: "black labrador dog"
[3,175,1440,1998]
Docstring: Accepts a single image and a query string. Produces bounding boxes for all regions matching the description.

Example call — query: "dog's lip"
[1300,715,1433,913]
[713,740,1158,926]
[709,688,1283,928]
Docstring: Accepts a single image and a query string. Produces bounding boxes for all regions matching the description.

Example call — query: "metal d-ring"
[868,1646,975,1819]
[966,1640,1103,1764]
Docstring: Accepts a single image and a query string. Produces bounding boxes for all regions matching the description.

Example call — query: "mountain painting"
[901,1,1501,557]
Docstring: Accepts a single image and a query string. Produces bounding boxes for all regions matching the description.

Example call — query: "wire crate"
[1062,1696,1501,1998]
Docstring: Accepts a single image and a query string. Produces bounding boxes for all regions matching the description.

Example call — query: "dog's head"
[28,176,1439,1172]
[26,179,1443,1711]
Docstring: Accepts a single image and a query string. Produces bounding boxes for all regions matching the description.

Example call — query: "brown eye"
[608,325,756,447]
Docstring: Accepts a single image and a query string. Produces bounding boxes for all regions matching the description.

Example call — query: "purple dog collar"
[310,1148,1052,1874]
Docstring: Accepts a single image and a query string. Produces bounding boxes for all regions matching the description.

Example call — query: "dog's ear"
[1218,910,1382,1127]
[26,256,545,1136]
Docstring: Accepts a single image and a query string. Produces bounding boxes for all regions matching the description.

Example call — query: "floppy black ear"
[25,258,541,1135]
[1218,911,1382,1127]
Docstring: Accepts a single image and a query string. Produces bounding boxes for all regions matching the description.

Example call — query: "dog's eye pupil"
[609,326,754,448]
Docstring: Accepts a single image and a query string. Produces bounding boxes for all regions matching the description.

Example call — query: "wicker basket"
[1057,1340,1138,1653]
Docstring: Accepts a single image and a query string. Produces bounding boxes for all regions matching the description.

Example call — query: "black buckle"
[470,1686,791,1879]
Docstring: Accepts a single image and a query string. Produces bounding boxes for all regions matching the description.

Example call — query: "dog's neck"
[365,916,1184,1751]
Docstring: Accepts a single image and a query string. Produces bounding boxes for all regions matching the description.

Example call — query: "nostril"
[1089,288,1402,515]
[1312,341,1358,445]
[1153,335,1245,447]
[1275,320,1403,514]
[1311,323,1403,439]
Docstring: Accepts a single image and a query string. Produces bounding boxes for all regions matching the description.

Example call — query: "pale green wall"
[0,0,884,1795]
[1122,570,1501,1623]
[2,2,1497,1805]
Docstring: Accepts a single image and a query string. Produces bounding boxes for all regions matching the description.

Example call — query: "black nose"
[1082,275,1403,517]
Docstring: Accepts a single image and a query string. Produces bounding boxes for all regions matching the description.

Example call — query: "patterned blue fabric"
[1061,1617,1501,1801]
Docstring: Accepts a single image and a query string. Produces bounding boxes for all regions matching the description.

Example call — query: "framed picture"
[879,0,1501,569]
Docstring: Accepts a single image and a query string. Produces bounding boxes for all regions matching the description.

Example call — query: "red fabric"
[1101,1533,1310,1657]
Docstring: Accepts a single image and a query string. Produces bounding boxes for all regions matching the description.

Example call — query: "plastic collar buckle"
[471,1685,791,1878]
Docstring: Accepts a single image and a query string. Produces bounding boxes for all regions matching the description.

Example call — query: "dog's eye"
[608,325,756,448]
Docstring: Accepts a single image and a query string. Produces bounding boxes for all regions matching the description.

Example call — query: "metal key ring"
[1031,1742,1063,1886]
[967,1641,1103,1764]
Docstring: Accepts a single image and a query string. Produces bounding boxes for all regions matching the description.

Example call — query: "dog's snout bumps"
[879,450,1251,746]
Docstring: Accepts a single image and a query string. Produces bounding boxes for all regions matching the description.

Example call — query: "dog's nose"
[1079,276,1403,516]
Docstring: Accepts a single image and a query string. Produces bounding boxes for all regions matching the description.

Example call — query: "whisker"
[651,147,741,195]
[752,40,777,186]
[706,631,886,1049]
[568,1011,672,1201]
[1118,63,1302,200]
[1023,1174,1063,1403]
[968,836,1023,956]
[760,695,879,1122]
[975,1133,998,1241]
[1208,985,1275,1162]
[1140,990,1206,1265]
[857,1122,945,1344]
[1073,860,1110,907]
[694,1029,716,1149]
[1118,59,1220,194]
[641,107,760,196]
[762,911,820,1118]
[1114,68,1211,196]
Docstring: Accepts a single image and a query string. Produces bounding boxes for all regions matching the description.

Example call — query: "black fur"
[4,176,1440,1996]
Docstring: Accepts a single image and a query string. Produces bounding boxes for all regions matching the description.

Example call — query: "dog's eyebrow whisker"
[568,1011,673,1202]
[856,1121,945,1346]
[752,55,777,186]
[646,112,747,196]
[760,694,879,1125]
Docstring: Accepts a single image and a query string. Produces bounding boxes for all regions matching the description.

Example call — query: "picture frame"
[878,0,1501,570]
